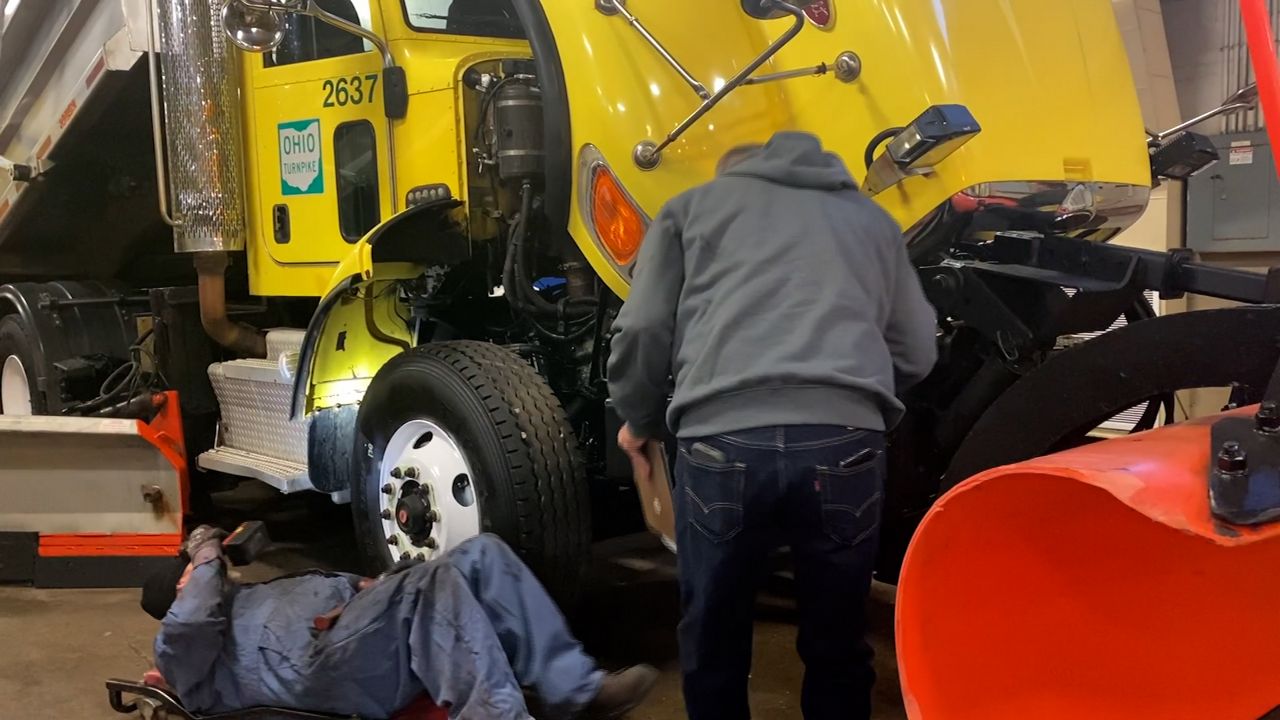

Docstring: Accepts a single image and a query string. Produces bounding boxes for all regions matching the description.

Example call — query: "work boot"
[582,665,659,719]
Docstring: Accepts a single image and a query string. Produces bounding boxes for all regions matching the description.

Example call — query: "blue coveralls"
[154,534,602,719]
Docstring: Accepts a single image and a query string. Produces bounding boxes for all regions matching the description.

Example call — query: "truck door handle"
[273,204,291,244]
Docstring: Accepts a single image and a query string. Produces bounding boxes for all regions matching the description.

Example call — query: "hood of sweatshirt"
[721,131,857,191]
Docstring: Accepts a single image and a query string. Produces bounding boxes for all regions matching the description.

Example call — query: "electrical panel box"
[1187,132,1280,253]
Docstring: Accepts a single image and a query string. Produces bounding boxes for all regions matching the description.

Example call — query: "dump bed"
[0,0,176,282]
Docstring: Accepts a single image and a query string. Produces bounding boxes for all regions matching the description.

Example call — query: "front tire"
[353,341,591,602]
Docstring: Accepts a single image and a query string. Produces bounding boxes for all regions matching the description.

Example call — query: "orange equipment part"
[36,391,188,558]
[896,408,1280,720]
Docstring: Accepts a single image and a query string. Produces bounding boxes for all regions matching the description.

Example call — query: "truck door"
[245,0,392,265]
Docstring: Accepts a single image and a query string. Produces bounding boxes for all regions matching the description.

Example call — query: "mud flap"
[0,392,186,586]
[898,410,1280,720]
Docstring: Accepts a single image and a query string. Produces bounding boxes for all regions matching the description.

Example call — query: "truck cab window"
[401,0,525,40]
[266,0,374,68]
[334,121,380,242]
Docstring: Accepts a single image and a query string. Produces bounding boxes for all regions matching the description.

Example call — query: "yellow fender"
[288,200,463,419]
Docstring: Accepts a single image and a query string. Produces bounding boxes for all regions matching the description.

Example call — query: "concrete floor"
[0,485,906,719]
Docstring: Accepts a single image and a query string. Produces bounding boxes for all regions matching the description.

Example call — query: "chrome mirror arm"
[240,0,394,69]
[600,0,710,100]
[303,0,395,69]
[632,1,811,169]
[1152,103,1256,143]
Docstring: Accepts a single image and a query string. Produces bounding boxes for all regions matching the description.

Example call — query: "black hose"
[503,182,596,322]
[865,126,906,169]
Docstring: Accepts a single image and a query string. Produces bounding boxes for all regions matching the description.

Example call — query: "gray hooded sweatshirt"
[607,132,938,439]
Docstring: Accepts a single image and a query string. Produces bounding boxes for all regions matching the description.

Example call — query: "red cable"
[1240,0,1280,182]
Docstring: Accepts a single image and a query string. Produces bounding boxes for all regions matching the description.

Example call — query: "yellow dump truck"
[2,0,1278,596]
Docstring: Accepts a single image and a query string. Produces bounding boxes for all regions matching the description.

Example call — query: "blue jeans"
[675,426,885,720]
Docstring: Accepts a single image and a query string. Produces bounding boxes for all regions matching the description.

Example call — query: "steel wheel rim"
[1,355,31,416]
[378,419,480,563]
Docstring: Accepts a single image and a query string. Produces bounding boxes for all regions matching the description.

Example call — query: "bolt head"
[1218,440,1248,474]
[1258,401,1280,433]
[381,483,395,495]
[404,466,420,480]
[424,537,438,550]
[380,509,392,520]
[390,467,403,479]
[633,141,661,170]
[834,51,863,83]
[387,535,400,546]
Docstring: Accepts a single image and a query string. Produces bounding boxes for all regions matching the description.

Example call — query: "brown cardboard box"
[634,442,676,548]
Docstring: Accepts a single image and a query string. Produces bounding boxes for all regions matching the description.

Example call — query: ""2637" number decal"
[323,74,379,107]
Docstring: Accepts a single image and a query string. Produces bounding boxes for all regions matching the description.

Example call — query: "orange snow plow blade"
[897,409,1280,720]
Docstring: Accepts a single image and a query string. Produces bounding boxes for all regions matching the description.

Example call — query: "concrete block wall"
[1115,0,1184,131]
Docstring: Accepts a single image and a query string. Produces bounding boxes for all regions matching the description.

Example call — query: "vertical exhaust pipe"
[152,0,263,356]
[195,252,266,359]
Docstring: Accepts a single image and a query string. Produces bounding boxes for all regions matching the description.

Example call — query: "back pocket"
[680,455,746,543]
[817,458,883,547]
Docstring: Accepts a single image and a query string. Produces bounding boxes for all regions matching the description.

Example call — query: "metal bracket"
[1209,404,1280,526]
[1158,248,1195,300]
[604,0,847,168]
[966,233,1280,305]
[919,264,1035,356]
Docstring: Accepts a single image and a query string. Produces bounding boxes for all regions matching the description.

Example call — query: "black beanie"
[141,556,189,621]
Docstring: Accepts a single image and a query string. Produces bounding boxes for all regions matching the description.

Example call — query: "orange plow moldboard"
[897,409,1280,719]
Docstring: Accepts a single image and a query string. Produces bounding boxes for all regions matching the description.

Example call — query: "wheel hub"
[395,485,435,539]
[378,419,480,563]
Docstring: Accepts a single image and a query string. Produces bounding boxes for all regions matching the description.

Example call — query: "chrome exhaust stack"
[150,0,248,253]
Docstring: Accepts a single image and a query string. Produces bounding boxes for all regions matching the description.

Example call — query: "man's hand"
[183,525,227,566]
[618,423,652,481]
[142,668,171,691]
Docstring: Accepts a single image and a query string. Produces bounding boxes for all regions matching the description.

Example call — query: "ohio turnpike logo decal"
[279,119,323,196]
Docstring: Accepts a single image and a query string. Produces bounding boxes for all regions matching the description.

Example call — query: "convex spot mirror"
[221,0,291,53]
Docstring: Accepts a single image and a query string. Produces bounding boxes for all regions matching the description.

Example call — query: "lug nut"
[1218,440,1248,474]
[424,537,438,550]
[426,510,440,523]
[387,535,400,546]
[401,551,411,561]
[404,466,420,480]
[381,483,395,495]
[1257,401,1280,434]
[380,509,392,520]
[390,467,403,479]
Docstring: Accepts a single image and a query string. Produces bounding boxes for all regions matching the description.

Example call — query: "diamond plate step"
[208,359,308,464]
[197,447,312,494]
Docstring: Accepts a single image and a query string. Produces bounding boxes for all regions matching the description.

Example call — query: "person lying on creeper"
[140,527,657,719]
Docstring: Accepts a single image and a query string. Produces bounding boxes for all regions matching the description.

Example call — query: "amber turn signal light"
[589,165,646,266]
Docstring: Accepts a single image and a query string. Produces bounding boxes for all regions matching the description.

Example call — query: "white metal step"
[198,446,312,494]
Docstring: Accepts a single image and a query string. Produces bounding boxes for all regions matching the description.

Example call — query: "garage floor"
[0,485,906,719]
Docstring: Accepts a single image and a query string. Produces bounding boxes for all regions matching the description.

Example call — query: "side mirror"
[741,0,817,20]
[863,105,982,196]
[221,0,287,53]
[1224,82,1260,109]
[221,0,407,119]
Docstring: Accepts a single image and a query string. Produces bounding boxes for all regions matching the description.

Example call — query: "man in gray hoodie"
[607,131,937,720]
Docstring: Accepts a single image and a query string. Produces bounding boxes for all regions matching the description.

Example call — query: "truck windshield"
[401,0,525,40]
